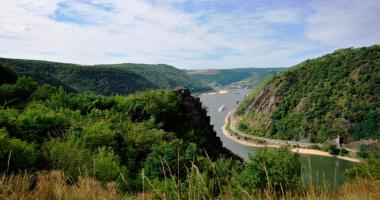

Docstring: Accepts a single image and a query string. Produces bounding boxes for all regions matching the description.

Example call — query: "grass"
[1,169,379,200]
[0,171,126,200]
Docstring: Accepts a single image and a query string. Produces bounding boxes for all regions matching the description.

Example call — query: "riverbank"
[222,111,360,163]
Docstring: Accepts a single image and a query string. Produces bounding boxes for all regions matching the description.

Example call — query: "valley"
[1,1,379,199]
[0,46,379,199]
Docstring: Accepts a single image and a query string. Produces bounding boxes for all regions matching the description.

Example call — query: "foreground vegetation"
[238,45,380,144]
[1,151,380,200]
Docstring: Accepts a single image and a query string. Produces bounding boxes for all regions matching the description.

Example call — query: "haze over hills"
[237,45,380,143]
[187,68,286,88]
[0,58,212,95]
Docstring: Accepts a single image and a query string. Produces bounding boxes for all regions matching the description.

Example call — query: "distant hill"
[187,68,286,87]
[237,45,380,143]
[0,58,211,95]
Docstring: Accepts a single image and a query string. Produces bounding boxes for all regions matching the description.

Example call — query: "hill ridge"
[0,57,211,95]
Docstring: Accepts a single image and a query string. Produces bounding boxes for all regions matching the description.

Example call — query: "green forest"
[0,64,306,198]
[0,58,211,95]
[1,56,379,199]
[187,68,285,87]
[238,45,380,143]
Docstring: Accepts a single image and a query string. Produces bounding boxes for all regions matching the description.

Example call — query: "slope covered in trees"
[237,45,380,143]
[1,61,379,199]
[187,68,285,87]
[0,64,236,187]
[0,58,211,95]
[0,65,307,198]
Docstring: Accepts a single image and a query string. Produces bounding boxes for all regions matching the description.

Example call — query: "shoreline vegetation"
[222,110,361,163]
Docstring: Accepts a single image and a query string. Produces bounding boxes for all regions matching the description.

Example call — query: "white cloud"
[256,7,303,24]
[0,0,378,69]
[305,0,380,46]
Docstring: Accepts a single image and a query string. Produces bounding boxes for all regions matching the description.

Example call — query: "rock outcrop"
[175,89,239,159]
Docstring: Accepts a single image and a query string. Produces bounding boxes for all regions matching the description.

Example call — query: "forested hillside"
[1,60,379,199]
[0,63,236,187]
[0,58,211,95]
[187,68,285,87]
[238,45,380,143]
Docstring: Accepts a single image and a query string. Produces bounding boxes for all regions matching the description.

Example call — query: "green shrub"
[42,138,91,180]
[322,142,339,155]
[238,122,249,132]
[238,146,302,195]
[81,121,116,150]
[143,139,199,179]
[30,84,58,101]
[357,144,380,158]
[93,147,122,182]
[339,148,349,156]
[345,158,380,180]
[307,144,320,150]
[17,103,69,142]
[0,128,37,171]
[0,64,17,85]
[0,77,38,106]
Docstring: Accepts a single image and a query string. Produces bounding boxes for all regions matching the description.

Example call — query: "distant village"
[210,80,254,89]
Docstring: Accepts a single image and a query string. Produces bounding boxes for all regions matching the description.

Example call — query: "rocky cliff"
[175,89,239,159]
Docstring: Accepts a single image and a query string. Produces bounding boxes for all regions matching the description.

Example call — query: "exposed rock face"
[175,88,239,160]
[244,75,292,131]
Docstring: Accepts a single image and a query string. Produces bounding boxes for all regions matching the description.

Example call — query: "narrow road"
[228,108,358,153]
[228,108,324,148]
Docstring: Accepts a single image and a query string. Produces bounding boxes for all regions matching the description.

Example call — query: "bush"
[143,139,199,179]
[322,142,339,155]
[0,77,38,106]
[42,138,91,180]
[93,147,123,182]
[0,64,17,85]
[0,128,37,171]
[238,146,302,195]
[307,144,320,150]
[345,158,380,180]
[81,121,116,150]
[357,144,380,158]
[30,84,58,101]
[238,122,249,132]
[17,103,69,142]
[339,148,349,156]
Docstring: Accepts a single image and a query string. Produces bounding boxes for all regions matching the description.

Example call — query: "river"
[198,89,354,188]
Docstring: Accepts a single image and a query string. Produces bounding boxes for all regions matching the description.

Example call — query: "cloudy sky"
[0,0,379,69]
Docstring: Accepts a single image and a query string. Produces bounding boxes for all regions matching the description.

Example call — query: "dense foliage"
[357,143,380,159]
[238,45,380,143]
[0,64,231,179]
[345,158,380,180]
[187,68,285,87]
[0,58,211,95]
[238,146,302,194]
[0,65,314,198]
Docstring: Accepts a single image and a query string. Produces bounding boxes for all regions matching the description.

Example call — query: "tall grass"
[1,165,379,199]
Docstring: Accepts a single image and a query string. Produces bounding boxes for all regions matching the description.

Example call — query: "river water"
[198,89,354,188]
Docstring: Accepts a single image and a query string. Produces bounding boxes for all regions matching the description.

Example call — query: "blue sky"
[0,0,379,69]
